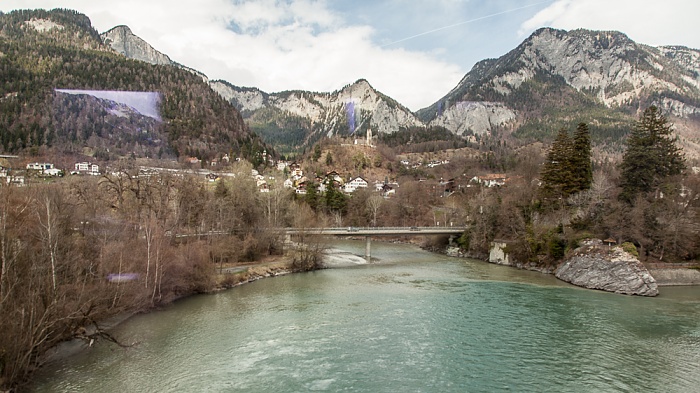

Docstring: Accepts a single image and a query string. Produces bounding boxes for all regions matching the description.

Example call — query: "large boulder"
[555,239,659,296]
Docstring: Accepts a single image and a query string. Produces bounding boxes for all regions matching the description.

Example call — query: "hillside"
[0,9,268,162]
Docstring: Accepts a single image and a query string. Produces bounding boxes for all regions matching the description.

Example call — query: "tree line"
[459,106,697,265]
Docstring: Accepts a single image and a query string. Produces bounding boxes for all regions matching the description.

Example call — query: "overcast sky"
[2,0,698,111]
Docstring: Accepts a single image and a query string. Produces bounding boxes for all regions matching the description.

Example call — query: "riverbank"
[24,253,302,392]
[439,244,700,290]
[647,265,700,286]
[213,255,299,290]
[31,240,700,393]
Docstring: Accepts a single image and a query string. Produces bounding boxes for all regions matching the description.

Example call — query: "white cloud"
[520,0,700,49]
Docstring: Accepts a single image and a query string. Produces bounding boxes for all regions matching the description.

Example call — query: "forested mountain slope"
[0,9,268,161]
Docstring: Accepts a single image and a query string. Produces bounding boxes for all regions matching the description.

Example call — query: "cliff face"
[101,25,209,81]
[101,25,173,66]
[417,28,700,155]
[555,240,659,296]
[101,23,700,156]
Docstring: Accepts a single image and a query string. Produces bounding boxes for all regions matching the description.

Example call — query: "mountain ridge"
[26,10,700,157]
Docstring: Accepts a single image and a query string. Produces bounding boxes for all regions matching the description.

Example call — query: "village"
[0,130,512,201]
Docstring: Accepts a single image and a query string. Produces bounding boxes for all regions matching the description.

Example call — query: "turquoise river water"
[32,240,700,392]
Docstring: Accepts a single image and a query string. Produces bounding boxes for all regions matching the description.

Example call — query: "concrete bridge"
[175,226,466,260]
[285,226,467,260]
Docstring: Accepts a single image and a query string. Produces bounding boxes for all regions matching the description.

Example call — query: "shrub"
[621,242,639,258]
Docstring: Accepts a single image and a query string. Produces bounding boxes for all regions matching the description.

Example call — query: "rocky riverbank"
[443,240,693,296]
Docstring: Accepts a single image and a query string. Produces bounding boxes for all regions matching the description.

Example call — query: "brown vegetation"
[0,161,310,390]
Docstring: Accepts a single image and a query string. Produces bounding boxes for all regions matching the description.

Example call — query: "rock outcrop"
[555,239,658,296]
[101,25,209,82]
[101,25,173,66]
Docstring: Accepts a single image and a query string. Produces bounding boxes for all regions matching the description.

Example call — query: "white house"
[27,162,54,171]
[291,168,303,181]
[5,175,25,186]
[44,168,62,176]
[344,176,368,193]
[27,162,62,176]
[470,174,506,187]
[283,178,293,188]
[74,162,100,175]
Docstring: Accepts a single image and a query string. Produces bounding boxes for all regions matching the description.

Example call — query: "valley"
[0,7,699,392]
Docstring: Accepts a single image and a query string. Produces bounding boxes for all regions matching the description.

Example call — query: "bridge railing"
[284,226,467,233]
[172,226,467,238]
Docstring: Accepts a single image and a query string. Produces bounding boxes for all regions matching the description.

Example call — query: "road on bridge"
[284,226,467,236]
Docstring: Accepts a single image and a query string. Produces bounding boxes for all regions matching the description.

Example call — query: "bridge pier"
[365,236,371,261]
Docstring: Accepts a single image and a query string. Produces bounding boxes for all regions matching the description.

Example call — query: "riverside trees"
[0,167,293,390]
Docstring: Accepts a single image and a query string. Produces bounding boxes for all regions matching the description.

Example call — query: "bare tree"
[366,195,383,227]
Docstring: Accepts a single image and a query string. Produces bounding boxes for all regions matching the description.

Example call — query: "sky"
[2,0,699,111]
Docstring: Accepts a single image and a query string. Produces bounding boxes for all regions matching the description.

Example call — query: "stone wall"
[649,268,700,286]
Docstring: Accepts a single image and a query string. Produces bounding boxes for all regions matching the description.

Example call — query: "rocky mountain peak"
[101,25,173,66]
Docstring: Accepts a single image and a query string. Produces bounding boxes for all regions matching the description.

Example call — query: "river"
[32,240,700,392]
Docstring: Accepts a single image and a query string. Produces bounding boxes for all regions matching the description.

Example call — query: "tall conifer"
[540,128,573,201]
[619,106,685,202]
[539,123,593,203]
[571,122,592,193]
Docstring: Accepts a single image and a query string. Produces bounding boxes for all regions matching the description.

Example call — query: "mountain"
[211,78,424,154]
[13,10,698,159]
[212,27,699,156]
[417,28,700,149]
[0,9,268,162]
[101,25,208,81]
[101,25,173,66]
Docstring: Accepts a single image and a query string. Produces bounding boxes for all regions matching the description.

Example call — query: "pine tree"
[539,128,574,201]
[571,122,592,193]
[619,106,685,202]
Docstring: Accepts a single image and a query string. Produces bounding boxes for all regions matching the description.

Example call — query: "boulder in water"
[555,239,658,296]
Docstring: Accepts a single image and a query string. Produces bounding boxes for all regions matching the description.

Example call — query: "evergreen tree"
[312,144,322,162]
[304,181,320,211]
[323,181,347,214]
[539,123,593,204]
[539,128,574,201]
[619,106,685,202]
[571,122,592,192]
